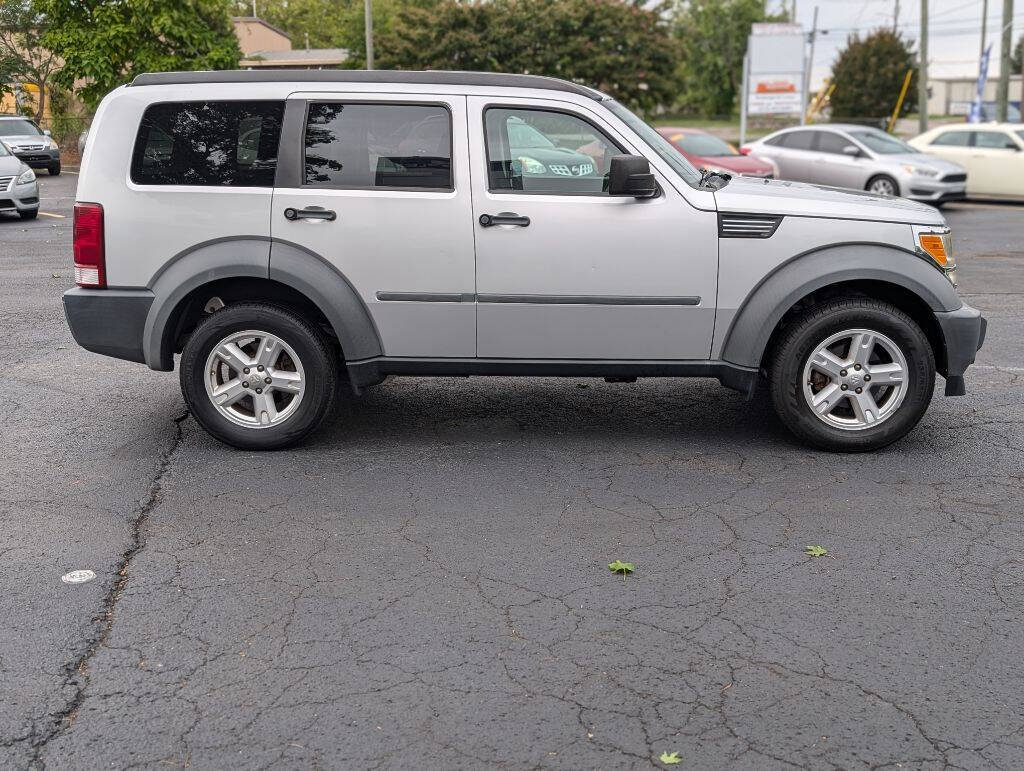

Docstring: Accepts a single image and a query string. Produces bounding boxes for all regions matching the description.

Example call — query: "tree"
[379,0,680,112]
[671,0,788,117]
[829,29,918,120]
[1012,34,1022,73]
[241,0,439,67]
[0,0,63,121]
[39,0,241,109]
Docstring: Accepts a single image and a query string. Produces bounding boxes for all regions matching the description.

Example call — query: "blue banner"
[968,44,993,123]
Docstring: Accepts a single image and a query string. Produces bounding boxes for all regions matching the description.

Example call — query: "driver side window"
[483,107,622,195]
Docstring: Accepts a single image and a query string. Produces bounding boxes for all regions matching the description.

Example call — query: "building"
[928,75,1022,116]
[232,17,348,70]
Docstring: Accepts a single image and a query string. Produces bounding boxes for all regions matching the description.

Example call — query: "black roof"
[129,70,604,100]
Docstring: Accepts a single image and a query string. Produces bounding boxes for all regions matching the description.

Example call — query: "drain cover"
[61,569,97,584]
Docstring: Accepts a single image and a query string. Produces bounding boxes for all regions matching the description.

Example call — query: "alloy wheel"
[869,178,896,196]
[801,328,909,431]
[204,330,306,428]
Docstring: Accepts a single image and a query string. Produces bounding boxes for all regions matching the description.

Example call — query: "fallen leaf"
[659,750,682,765]
[805,545,828,557]
[608,559,635,575]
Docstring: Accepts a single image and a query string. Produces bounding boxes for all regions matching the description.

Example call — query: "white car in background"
[908,123,1024,201]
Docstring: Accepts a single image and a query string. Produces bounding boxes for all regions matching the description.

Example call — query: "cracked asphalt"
[2,173,1023,770]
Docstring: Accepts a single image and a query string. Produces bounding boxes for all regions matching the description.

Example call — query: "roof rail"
[128,69,605,100]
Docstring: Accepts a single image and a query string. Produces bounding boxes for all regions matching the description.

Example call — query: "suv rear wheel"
[768,298,935,452]
[180,303,338,450]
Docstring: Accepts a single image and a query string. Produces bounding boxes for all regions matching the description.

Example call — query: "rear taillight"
[73,202,105,288]
[739,146,752,155]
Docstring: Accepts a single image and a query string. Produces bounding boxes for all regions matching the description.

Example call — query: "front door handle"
[284,206,336,222]
[479,212,530,228]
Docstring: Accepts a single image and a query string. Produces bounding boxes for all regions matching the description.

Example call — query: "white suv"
[64,71,986,451]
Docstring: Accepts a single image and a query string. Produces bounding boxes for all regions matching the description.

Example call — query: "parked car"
[0,115,61,175]
[63,70,985,452]
[745,124,967,205]
[657,127,775,178]
[0,139,40,220]
[908,123,1024,201]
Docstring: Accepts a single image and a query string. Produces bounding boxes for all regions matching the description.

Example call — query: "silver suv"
[63,71,986,452]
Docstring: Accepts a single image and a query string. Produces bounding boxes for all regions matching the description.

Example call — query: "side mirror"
[842,145,861,157]
[42,129,51,136]
[608,154,658,198]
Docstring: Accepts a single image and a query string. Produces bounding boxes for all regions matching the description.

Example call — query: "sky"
[776,0,1024,87]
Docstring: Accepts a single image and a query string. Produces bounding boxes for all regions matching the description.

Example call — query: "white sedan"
[908,123,1024,201]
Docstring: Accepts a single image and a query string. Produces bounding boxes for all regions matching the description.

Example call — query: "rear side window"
[779,131,817,150]
[303,103,452,190]
[131,101,284,186]
[931,131,970,147]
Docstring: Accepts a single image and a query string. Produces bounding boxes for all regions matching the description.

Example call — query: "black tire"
[866,174,899,197]
[768,298,935,452]
[48,163,61,176]
[19,208,38,220]
[180,303,339,450]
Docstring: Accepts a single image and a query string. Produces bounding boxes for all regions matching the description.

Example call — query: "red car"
[656,127,776,178]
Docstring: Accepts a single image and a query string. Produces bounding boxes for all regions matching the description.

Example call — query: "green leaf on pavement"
[659,750,682,765]
[608,560,635,575]
[805,545,828,557]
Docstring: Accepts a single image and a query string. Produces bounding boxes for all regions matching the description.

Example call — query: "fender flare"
[143,237,382,370]
[719,243,962,370]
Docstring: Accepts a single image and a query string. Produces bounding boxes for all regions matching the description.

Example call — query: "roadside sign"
[740,22,807,143]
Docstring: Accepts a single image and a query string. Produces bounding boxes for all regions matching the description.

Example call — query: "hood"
[0,154,26,176]
[873,152,965,174]
[714,176,946,226]
[694,153,774,174]
[1,134,47,147]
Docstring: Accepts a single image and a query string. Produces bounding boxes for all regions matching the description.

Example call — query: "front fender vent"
[718,213,783,239]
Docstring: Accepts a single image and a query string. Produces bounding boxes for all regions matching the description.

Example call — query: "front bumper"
[935,302,987,396]
[905,177,967,203]
[12,147,59,168]
[0,180,40,213]
[63,287,154,364]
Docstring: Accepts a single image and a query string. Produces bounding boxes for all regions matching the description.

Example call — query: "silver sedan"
[744,125,967,205]
[0,140,40,220]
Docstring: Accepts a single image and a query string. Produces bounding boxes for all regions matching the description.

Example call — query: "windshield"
[668,132,738,157]
[849,130,915,155]
[0,119,42,137]
[507,121,555,149]
[605,100,702,185]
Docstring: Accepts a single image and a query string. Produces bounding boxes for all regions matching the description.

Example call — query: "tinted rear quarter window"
[303,103,452,189]
[131,101,284,186]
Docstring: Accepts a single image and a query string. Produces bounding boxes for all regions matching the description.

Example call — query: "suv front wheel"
[768,298,936,452]
[180,303,338,450]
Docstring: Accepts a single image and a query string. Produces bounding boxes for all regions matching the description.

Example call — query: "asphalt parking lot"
[2,172,1023,770]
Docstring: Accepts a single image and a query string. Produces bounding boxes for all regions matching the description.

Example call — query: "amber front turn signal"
[918,233,949,266]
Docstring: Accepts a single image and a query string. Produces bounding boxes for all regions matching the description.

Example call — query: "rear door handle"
[284,206,336,222]
[479,212,530,228]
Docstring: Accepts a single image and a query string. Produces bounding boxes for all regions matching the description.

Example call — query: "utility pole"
[919,0,928,134]
[802,6,819,126]
[894,0,900,31]
[364,0,375,70]
[995,0,1012,121]
[979,0,988,63]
